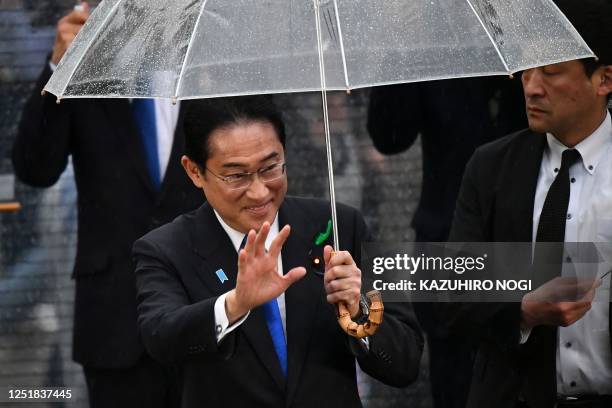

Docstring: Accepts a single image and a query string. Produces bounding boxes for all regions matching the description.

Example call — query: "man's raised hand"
[51,3,90,65]
[225,222,306,324]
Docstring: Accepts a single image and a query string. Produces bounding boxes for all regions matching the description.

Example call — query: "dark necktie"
[132,99,161,190]
[523,148,581,407]
[240,235,288,377]
[534,148,581,285]
[536,148,581,242]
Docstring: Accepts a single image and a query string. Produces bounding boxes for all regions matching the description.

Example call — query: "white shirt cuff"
[214,292,250,343]
[519,327,532,344]
[49,61,57,72]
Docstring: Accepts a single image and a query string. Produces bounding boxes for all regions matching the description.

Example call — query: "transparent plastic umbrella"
[44,0,594,250]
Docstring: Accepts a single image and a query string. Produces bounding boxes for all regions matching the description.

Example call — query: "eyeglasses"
[205,162,286,191]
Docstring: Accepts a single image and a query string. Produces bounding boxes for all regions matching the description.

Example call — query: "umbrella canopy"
[45,0,593,101]
[43,0,595,250]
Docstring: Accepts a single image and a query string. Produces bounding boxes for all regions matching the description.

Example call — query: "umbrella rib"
[58,0,124,99]
[332,0,350,91]
[174,0,210,101]
[464,0,510,74]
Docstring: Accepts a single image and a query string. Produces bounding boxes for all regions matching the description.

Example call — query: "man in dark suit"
[12,4,202,407]
[367,76,526,408]
[447,1,612,407]
[133,96,424,408]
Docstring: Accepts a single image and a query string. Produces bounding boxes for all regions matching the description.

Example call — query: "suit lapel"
[191,204,239,296]
[513,132,563,404]
[280,200,327,405]
[503,131,547,241]
[102,99,156,194]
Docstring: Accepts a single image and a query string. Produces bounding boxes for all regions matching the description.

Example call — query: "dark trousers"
[83,355,180,408]
[413,231,477,408]
[423,333,475,408]
[413,286,476,408]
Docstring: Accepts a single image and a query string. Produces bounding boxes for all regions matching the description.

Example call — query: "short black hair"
[184,95,286,168]
[554,0,612,76]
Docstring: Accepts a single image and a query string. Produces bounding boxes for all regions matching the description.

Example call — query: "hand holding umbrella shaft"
[323,245,361,318]
[225,223,306,324]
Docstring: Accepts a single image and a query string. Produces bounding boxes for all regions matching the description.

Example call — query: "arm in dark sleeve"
[356,302,424,387]
[12,64,72,187]
[367,83,423,155]
[448,149,489,243]
[348,208,425,387]
[133,238,236,364]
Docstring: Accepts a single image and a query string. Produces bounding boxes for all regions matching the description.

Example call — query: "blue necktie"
[132,99,161,190]
[262,299,288,377]
[240,235,288,377]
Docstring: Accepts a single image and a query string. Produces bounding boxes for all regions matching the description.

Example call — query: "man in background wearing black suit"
[133,96,424,408]
[12,3,202,407]
[448,1,612,407]
[367,75,526,408]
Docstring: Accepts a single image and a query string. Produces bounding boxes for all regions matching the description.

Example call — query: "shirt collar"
[213,210,280,253]
[545,111,612,176]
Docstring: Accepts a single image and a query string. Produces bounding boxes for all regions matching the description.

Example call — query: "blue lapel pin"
[215,269,228,284]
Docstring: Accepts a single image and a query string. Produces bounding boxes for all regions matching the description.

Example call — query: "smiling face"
[182,121,287,233]
[522,60,611,145]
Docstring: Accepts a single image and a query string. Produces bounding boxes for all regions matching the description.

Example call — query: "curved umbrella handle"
[336,290,384,338]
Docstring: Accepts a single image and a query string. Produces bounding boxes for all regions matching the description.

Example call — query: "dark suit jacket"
[448,128,612,408]
[367,78,526,408]
[133,197,424,408]
[12,65,203,368]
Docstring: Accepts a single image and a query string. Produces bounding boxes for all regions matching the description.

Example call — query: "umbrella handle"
[0,202,21,212]
[336,290,384,338]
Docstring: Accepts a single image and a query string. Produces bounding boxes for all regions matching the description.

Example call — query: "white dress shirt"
[153,100,180,180]
[49,62,179,180]
[212,212,287,343]
[530,111,612,395]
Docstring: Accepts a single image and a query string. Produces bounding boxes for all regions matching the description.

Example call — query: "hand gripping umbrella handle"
[336,290,384,338]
